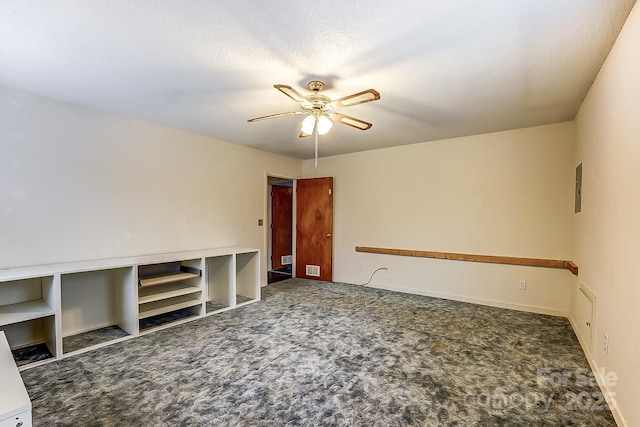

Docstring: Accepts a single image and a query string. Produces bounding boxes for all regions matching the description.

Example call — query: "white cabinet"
[0,247,260,369]
[0,332,32,427]
[575,283,595,354]
[0,412,31,427]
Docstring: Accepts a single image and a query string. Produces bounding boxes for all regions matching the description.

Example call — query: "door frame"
[265,172,299,285]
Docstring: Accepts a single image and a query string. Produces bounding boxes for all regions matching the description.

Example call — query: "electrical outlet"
[604,334,609,353]
[519,280,526,290]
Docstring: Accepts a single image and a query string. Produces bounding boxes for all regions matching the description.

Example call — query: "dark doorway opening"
[268,176,293,284]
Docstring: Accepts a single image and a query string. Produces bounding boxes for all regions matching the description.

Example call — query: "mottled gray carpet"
[21,279,614,426]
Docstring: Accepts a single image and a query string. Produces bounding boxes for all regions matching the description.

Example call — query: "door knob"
[326,233,332,238]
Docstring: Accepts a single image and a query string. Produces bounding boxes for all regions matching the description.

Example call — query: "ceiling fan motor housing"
[307,81,325,92]
[304,94,331,109]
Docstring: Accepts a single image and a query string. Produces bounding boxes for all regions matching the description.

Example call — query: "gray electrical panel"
[575,163,582,213]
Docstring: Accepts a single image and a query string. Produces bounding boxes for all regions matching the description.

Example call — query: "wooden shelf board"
[0,300,55,326]
[355,246,579,274]
[139,271,199,287]
[138,286,201,304]
[138,300,201,319]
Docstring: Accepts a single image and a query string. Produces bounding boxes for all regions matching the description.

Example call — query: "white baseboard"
[568,314,628,427]
[361,281,568,317]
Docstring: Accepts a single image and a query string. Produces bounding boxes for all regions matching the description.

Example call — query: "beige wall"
[303,122,575,315]
[0,87,303,282]
[572,2,640,425]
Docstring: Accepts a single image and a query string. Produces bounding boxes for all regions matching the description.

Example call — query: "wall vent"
[281,255,293,265]
[306,265,320,277]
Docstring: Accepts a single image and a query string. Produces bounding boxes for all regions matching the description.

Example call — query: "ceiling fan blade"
[327,89,380,109]
[247,111,303,122]
[332,113,373,130]
[299,131,311,138]
[274,84,307,103]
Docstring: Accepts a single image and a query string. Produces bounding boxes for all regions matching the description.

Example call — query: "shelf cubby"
[61,267,136,354]
[205,254,233,313]
[138,260,201,288]
[137,258,203,331]
[4,318,56,367]
[235,251,260,305]
[0,276,57,365]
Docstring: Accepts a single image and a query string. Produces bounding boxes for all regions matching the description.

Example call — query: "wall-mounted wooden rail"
[355,246,579,276]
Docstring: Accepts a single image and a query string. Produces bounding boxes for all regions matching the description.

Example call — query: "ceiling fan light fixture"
[317,114,333,135]
[301,114,316,135]
[301,114,333,136]
[248,81,380,166]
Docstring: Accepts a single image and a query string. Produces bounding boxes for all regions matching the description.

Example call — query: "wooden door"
[296,177,333,281]
[271,185,293,270]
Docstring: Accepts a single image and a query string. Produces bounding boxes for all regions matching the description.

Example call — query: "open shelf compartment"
[61,267,136,354]
[138,260,201,288]
[4,317,56,367]
[137,258,203,331]
[235,251,260,305]
[205,254,233,313]
[0,276,57,365]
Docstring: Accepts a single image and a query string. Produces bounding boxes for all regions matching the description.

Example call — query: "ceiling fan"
[247,81,380,165]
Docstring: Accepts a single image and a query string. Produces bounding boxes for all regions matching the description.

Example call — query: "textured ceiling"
[0,1,636,159]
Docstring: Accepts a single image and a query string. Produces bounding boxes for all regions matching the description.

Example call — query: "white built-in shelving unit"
[0,247,260,370]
